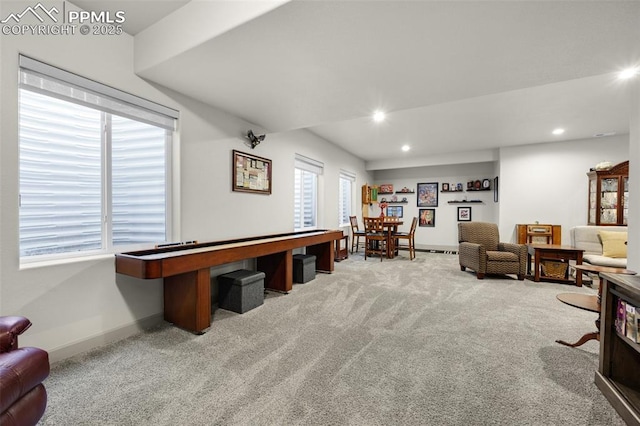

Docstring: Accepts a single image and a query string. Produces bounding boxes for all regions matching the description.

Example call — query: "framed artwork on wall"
[379,184,394,193]
[457,206,472,222]
[232,150,272,194]
[419,209,435,227]
[387,206,403,218]
[417,182,438,207]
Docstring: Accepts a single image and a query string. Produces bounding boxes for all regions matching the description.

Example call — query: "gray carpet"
[40,252,624,425]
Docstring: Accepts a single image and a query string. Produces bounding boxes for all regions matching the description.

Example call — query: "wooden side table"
[335,234,349,262]
[527,244,584,286]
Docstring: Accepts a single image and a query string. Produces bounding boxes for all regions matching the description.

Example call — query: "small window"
[339,170,356,227]
[294,154,323,231]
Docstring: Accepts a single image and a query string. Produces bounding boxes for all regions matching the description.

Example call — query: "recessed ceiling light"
[552,128,565,135]
[401,145,410,152]
[373,111,386,123]
[618,67,639,80]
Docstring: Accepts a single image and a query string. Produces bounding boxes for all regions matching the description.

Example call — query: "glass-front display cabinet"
[587,161,629,226]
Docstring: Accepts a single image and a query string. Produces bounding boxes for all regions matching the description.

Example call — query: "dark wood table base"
[555,292,600,348]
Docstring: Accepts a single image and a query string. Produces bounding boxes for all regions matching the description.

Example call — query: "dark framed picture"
[457,206,472,222]
[232,150,272,194]
[493,176,499,202]
[387,205,403,218]
[419,209,435,227]
[442,183,449,191]
[417,182,438,207]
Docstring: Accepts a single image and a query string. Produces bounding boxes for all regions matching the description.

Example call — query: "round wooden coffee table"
[556,265,636,347]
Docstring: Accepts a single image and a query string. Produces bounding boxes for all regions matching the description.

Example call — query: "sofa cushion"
[599,230,628,258]
[570,225,628,255]
[583,254,627,268]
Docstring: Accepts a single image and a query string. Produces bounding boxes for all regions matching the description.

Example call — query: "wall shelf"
[448,200,483,204]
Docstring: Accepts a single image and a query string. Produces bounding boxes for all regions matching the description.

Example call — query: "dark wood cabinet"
[588,161,629,226]
[596,273,640,425]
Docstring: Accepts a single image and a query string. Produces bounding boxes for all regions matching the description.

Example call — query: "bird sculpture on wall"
[246,130,265,149]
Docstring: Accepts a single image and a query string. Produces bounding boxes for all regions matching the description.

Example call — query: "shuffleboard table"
[115,229,343,333]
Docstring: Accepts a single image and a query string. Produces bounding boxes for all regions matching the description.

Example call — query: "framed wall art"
[457,206,472,222]
[232,150,272,194]
[387,205,403,218]
[419,209,435,227]
[417,182,438,207]
[379,184,394,193]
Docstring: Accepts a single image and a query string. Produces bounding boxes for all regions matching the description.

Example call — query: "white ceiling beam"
[134,0,290,74]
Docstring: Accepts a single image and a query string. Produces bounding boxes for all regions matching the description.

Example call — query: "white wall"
[498,135,629,244]
[373,162,497,250]
[628,78,639,271]
[0,4,370,361]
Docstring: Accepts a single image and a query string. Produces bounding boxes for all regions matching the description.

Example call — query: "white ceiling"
[71,0,640,170]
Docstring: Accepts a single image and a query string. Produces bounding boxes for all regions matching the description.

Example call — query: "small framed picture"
[457,206,472,222]
[442,183,449,191]
[419,209,435,227]
[417,182,438,207]
[387,205,403,218]
[379,184,394,193]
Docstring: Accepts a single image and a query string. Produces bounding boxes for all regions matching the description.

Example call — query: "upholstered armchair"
[0,316,49,426]
[458,222,527,280]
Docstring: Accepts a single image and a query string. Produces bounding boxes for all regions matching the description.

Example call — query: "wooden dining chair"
[394,217,418,260]
[364,216,387,261]
[349,216,366,253]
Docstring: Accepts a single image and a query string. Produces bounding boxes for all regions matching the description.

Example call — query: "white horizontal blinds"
[294,154,323,230]
[19,90,103,256]
[339,170,355,226]
[18,56,173,259]
[19,55,178,130]
[111,115,167,246]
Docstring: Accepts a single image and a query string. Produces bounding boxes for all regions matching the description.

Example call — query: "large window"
[18,56,177,262]
[294,154,323,231]
[339,170,355,227]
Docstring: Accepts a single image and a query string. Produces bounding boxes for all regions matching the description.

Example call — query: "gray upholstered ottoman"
[218,269,265,313]
[293,254,316,283]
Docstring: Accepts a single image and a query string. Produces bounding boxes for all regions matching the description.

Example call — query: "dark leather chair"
[0,316,49,426]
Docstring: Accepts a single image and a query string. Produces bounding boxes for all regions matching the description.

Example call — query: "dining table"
[382,217,403,259]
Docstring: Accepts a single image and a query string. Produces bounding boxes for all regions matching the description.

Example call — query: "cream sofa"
[570,225,628,268]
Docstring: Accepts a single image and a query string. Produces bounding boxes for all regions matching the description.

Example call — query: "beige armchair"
[458,222,527,280]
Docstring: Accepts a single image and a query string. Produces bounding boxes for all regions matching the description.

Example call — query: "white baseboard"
[48,313,164,363]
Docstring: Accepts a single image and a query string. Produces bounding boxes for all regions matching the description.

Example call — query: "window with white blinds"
[339,170,355,226]
[18,56,177,261]
[294,154,323,231]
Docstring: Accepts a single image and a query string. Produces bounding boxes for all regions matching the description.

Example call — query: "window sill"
[19,253,115,270]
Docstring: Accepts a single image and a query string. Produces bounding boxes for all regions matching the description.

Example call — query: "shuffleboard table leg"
[257,250,293,293]
[163,268,211,334]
